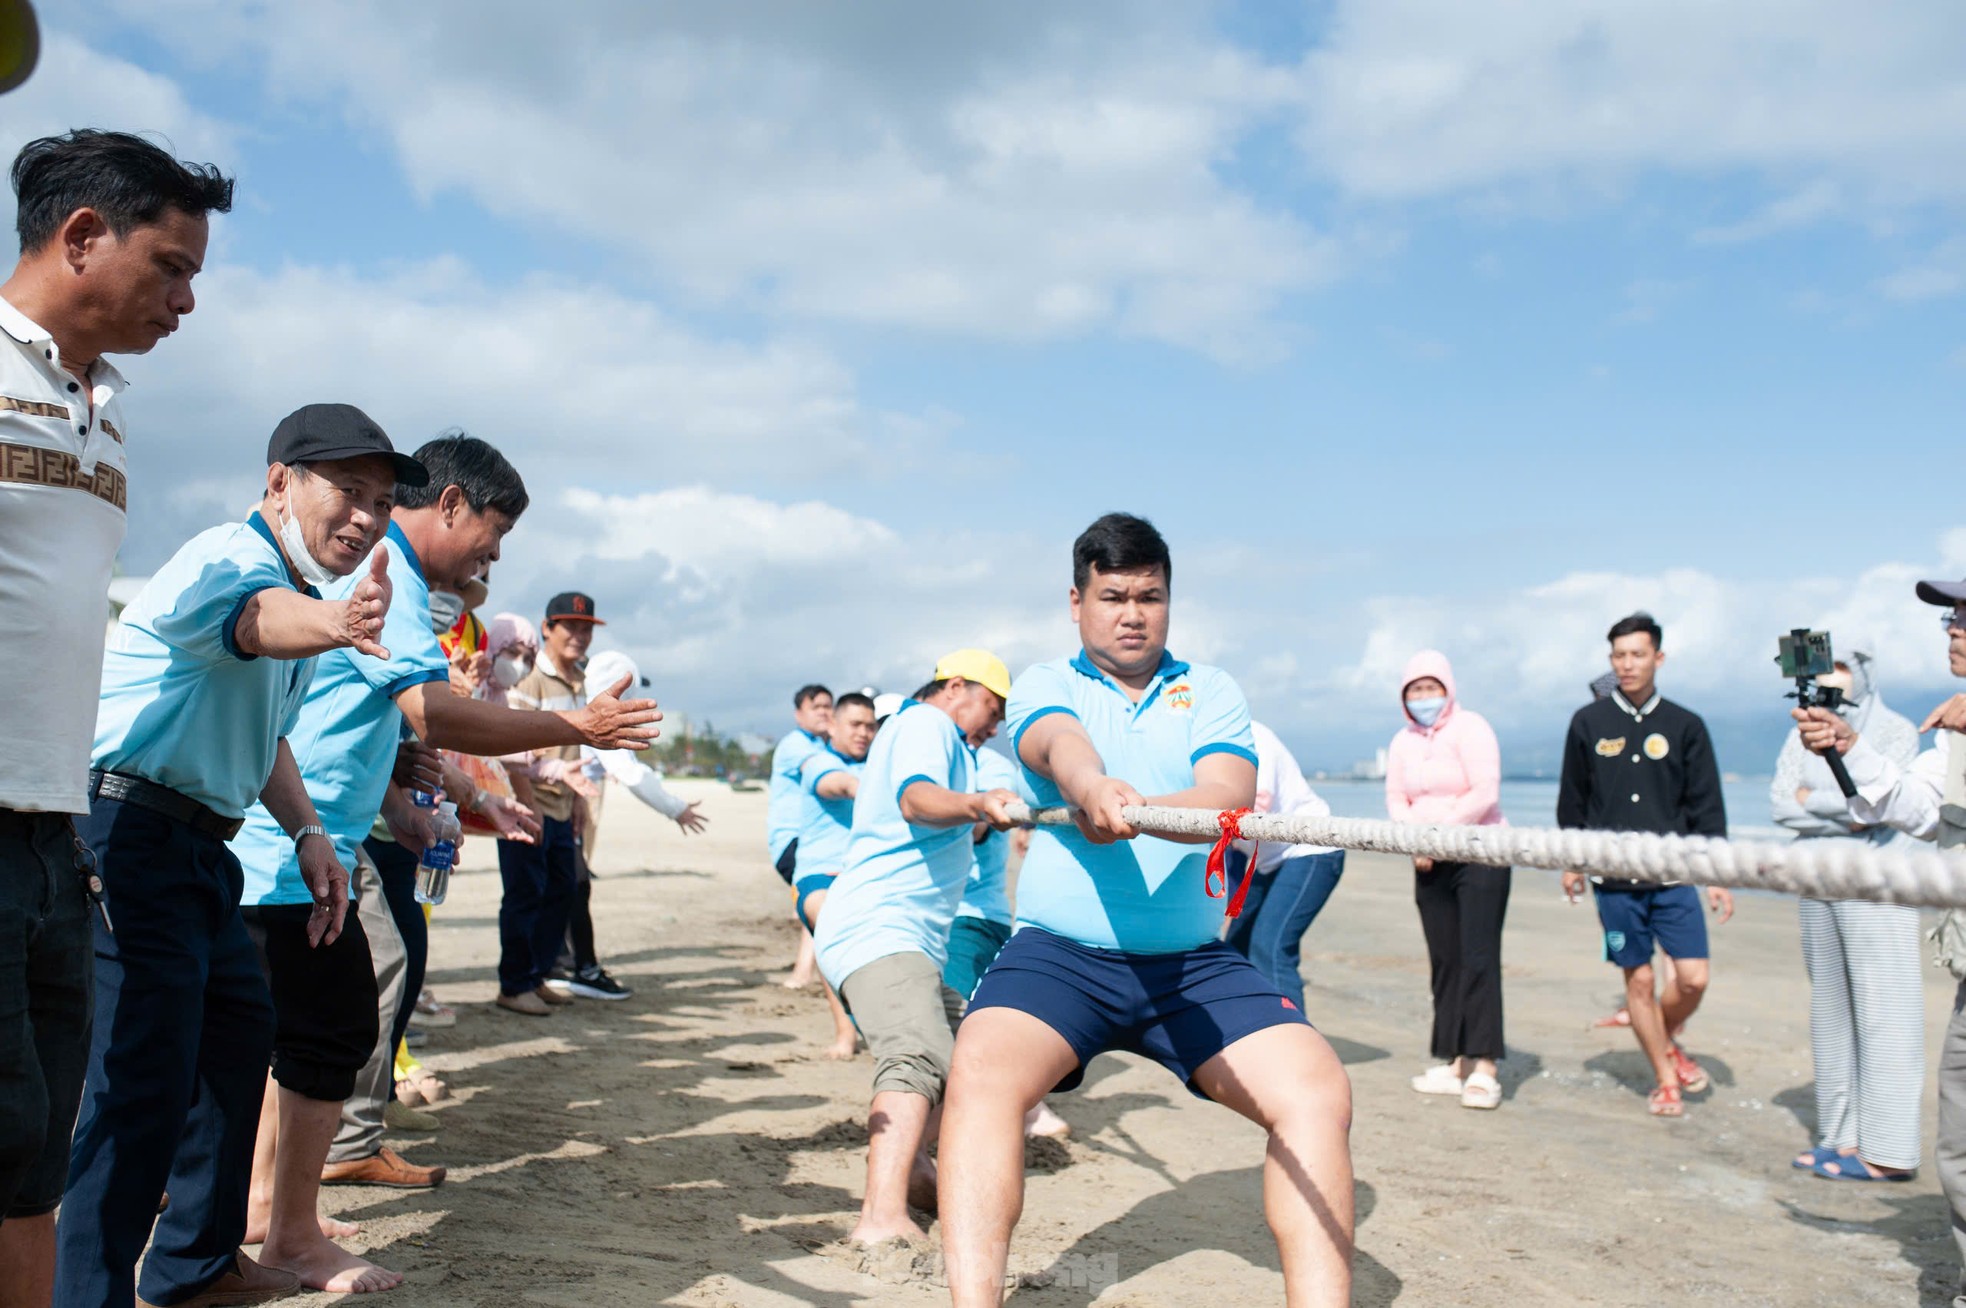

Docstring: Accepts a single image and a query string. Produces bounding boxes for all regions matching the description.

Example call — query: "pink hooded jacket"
[1384,650,1505,827]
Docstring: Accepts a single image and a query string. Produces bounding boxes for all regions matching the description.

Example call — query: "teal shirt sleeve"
[889,709,960,806]
[1007,660,1077,755]
[801,751,843,793]
[1187,668,1256,767]
[149,549,290,666]
[337,550,449,697]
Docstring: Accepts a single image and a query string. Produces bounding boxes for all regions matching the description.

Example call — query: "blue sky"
[8,1,1965,776]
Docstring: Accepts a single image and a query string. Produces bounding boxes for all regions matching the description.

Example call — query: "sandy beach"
[298,779,1959,1306]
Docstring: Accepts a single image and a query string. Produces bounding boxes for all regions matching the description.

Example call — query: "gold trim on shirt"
[0,441,127,511]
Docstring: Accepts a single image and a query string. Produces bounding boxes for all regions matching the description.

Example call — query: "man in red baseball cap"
[496,592,607,1014]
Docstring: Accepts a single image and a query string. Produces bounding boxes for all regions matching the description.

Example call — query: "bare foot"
[245,1209,361,1244]
[259,1229,403,1293]
[847,1216,928,1246]
[781,971,817,990]
[822,1036,858,1060]
[1023,1102,1070,1139]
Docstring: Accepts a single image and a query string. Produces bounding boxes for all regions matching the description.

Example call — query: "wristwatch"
[293,824,329,849]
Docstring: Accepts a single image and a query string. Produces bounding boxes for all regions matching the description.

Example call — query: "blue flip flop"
[1811,1155,1914,1183]
[1792,1144,1840,1171]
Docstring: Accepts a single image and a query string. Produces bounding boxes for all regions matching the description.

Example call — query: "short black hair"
[911,678,949,702]
[13,130,234,254]
[1072,512,1171,591]
[1607,611,1662,650]
[794,684,832,709]
[394,431,529,518]
[834,691,875,715]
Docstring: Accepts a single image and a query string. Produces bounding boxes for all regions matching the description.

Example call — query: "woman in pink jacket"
[1385,650,1511,1111]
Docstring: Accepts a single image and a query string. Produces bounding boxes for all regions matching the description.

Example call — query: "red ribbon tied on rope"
[1204,807,1260,919]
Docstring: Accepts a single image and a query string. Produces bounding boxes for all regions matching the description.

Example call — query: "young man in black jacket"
[1558,613,1734,1117]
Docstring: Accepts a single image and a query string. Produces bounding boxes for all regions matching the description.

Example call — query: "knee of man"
[1624,962,1656,993]
[873,1050,949,1105]
[1675,965,1709,996]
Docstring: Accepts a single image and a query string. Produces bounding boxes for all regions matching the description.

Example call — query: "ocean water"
[1306,776,1786,842]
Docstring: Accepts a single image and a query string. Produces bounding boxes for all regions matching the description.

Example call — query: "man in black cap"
[224,437,659,1295]
[55,405,416,1308]
[1795,572,1966,1298]
[496,592,606,1013]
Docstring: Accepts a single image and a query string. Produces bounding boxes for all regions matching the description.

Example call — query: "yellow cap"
[933,648,1012,701]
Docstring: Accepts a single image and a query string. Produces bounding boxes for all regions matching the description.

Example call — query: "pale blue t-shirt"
[234,521,451,905]
[957,747,1031,927]
[767,728,821,862]
[1008,650,1255,953]
[93,512,317,818]
[793,744,864,877]
[813,700,978,989]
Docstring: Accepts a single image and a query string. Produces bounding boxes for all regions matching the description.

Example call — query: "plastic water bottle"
[415,801,461,905]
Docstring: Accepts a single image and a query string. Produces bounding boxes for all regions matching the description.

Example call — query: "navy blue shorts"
[966,927,1310,1097]
[793,872,835,929]
[1594,883,1708,969]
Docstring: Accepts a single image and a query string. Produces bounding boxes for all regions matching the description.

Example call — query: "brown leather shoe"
[137,1251,299,1307]
[496,988,550,1016]
[320,1145,447,1189]
[535,983,573,1006]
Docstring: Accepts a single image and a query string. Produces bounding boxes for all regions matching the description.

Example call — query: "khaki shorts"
[838,950,966,1104]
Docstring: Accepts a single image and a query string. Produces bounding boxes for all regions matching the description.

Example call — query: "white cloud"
[106,0,1339,359]
[101,258,927,569]
[1875,236,1966,302]
[1293,0,1966,222]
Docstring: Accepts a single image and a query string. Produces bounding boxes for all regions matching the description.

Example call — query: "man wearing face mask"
[227,437,659,1295]
[1771,642,1924,1183]
[55,405,417,1308]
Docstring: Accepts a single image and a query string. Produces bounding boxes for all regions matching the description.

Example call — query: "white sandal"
[1460,1072,1502,1110]
[1410,1064,1464,1095]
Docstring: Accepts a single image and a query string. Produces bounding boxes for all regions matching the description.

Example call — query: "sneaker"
[567,966,631,1001]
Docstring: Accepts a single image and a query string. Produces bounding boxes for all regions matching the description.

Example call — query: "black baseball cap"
[267,403,428,487]
[545,591,605,625]
[1917,577,1966,607]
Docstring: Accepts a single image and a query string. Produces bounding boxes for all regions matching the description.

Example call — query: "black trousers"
[1414,861,1511,1062]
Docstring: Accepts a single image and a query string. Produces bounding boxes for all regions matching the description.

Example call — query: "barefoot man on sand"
[793,690,879,1059]
[812,654,1021,1245]
[938,513,1354,1306]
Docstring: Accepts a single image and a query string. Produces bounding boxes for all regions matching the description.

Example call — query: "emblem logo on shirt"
[1164,682,1194,711]
[1606,930,1627,953]
[1644,733,1670,760]
[1595,736,1626,757]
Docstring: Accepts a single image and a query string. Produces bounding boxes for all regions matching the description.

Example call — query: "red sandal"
[1648,1084,1684,1117]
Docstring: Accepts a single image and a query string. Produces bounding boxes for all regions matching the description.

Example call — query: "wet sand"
[293,780,1958,1305]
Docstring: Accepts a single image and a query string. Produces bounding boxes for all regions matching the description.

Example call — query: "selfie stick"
[1785,628,1858,799]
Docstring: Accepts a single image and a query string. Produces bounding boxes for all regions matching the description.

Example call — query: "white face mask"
[276,502,339,591]
[427,590,466,634]
[492,652,532,689]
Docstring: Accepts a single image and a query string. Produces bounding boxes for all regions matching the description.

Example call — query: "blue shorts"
[793,872,836,929]
[1594,883,1708,969]
[966,927,1310,1097]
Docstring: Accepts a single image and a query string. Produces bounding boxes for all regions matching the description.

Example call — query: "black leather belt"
[88,769,243,841]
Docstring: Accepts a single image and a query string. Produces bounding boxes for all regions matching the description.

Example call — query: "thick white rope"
[1006,802,1966,909]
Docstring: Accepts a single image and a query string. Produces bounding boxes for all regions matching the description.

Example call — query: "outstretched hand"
[674,801,709,835]
[340,545,392,659]
[576,674,662,751]
[1920,693,1966,734]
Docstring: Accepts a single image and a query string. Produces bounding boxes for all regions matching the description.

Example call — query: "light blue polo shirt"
[793,744,864,877]
[93,512,318,819]
[234,521,451,905]
[767,728,822,861]
[957,747,1031,927]
[1008,649,1255,953]
[813,700,978,989]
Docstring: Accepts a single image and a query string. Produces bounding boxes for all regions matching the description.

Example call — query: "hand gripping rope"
[1005,802,1966,910]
